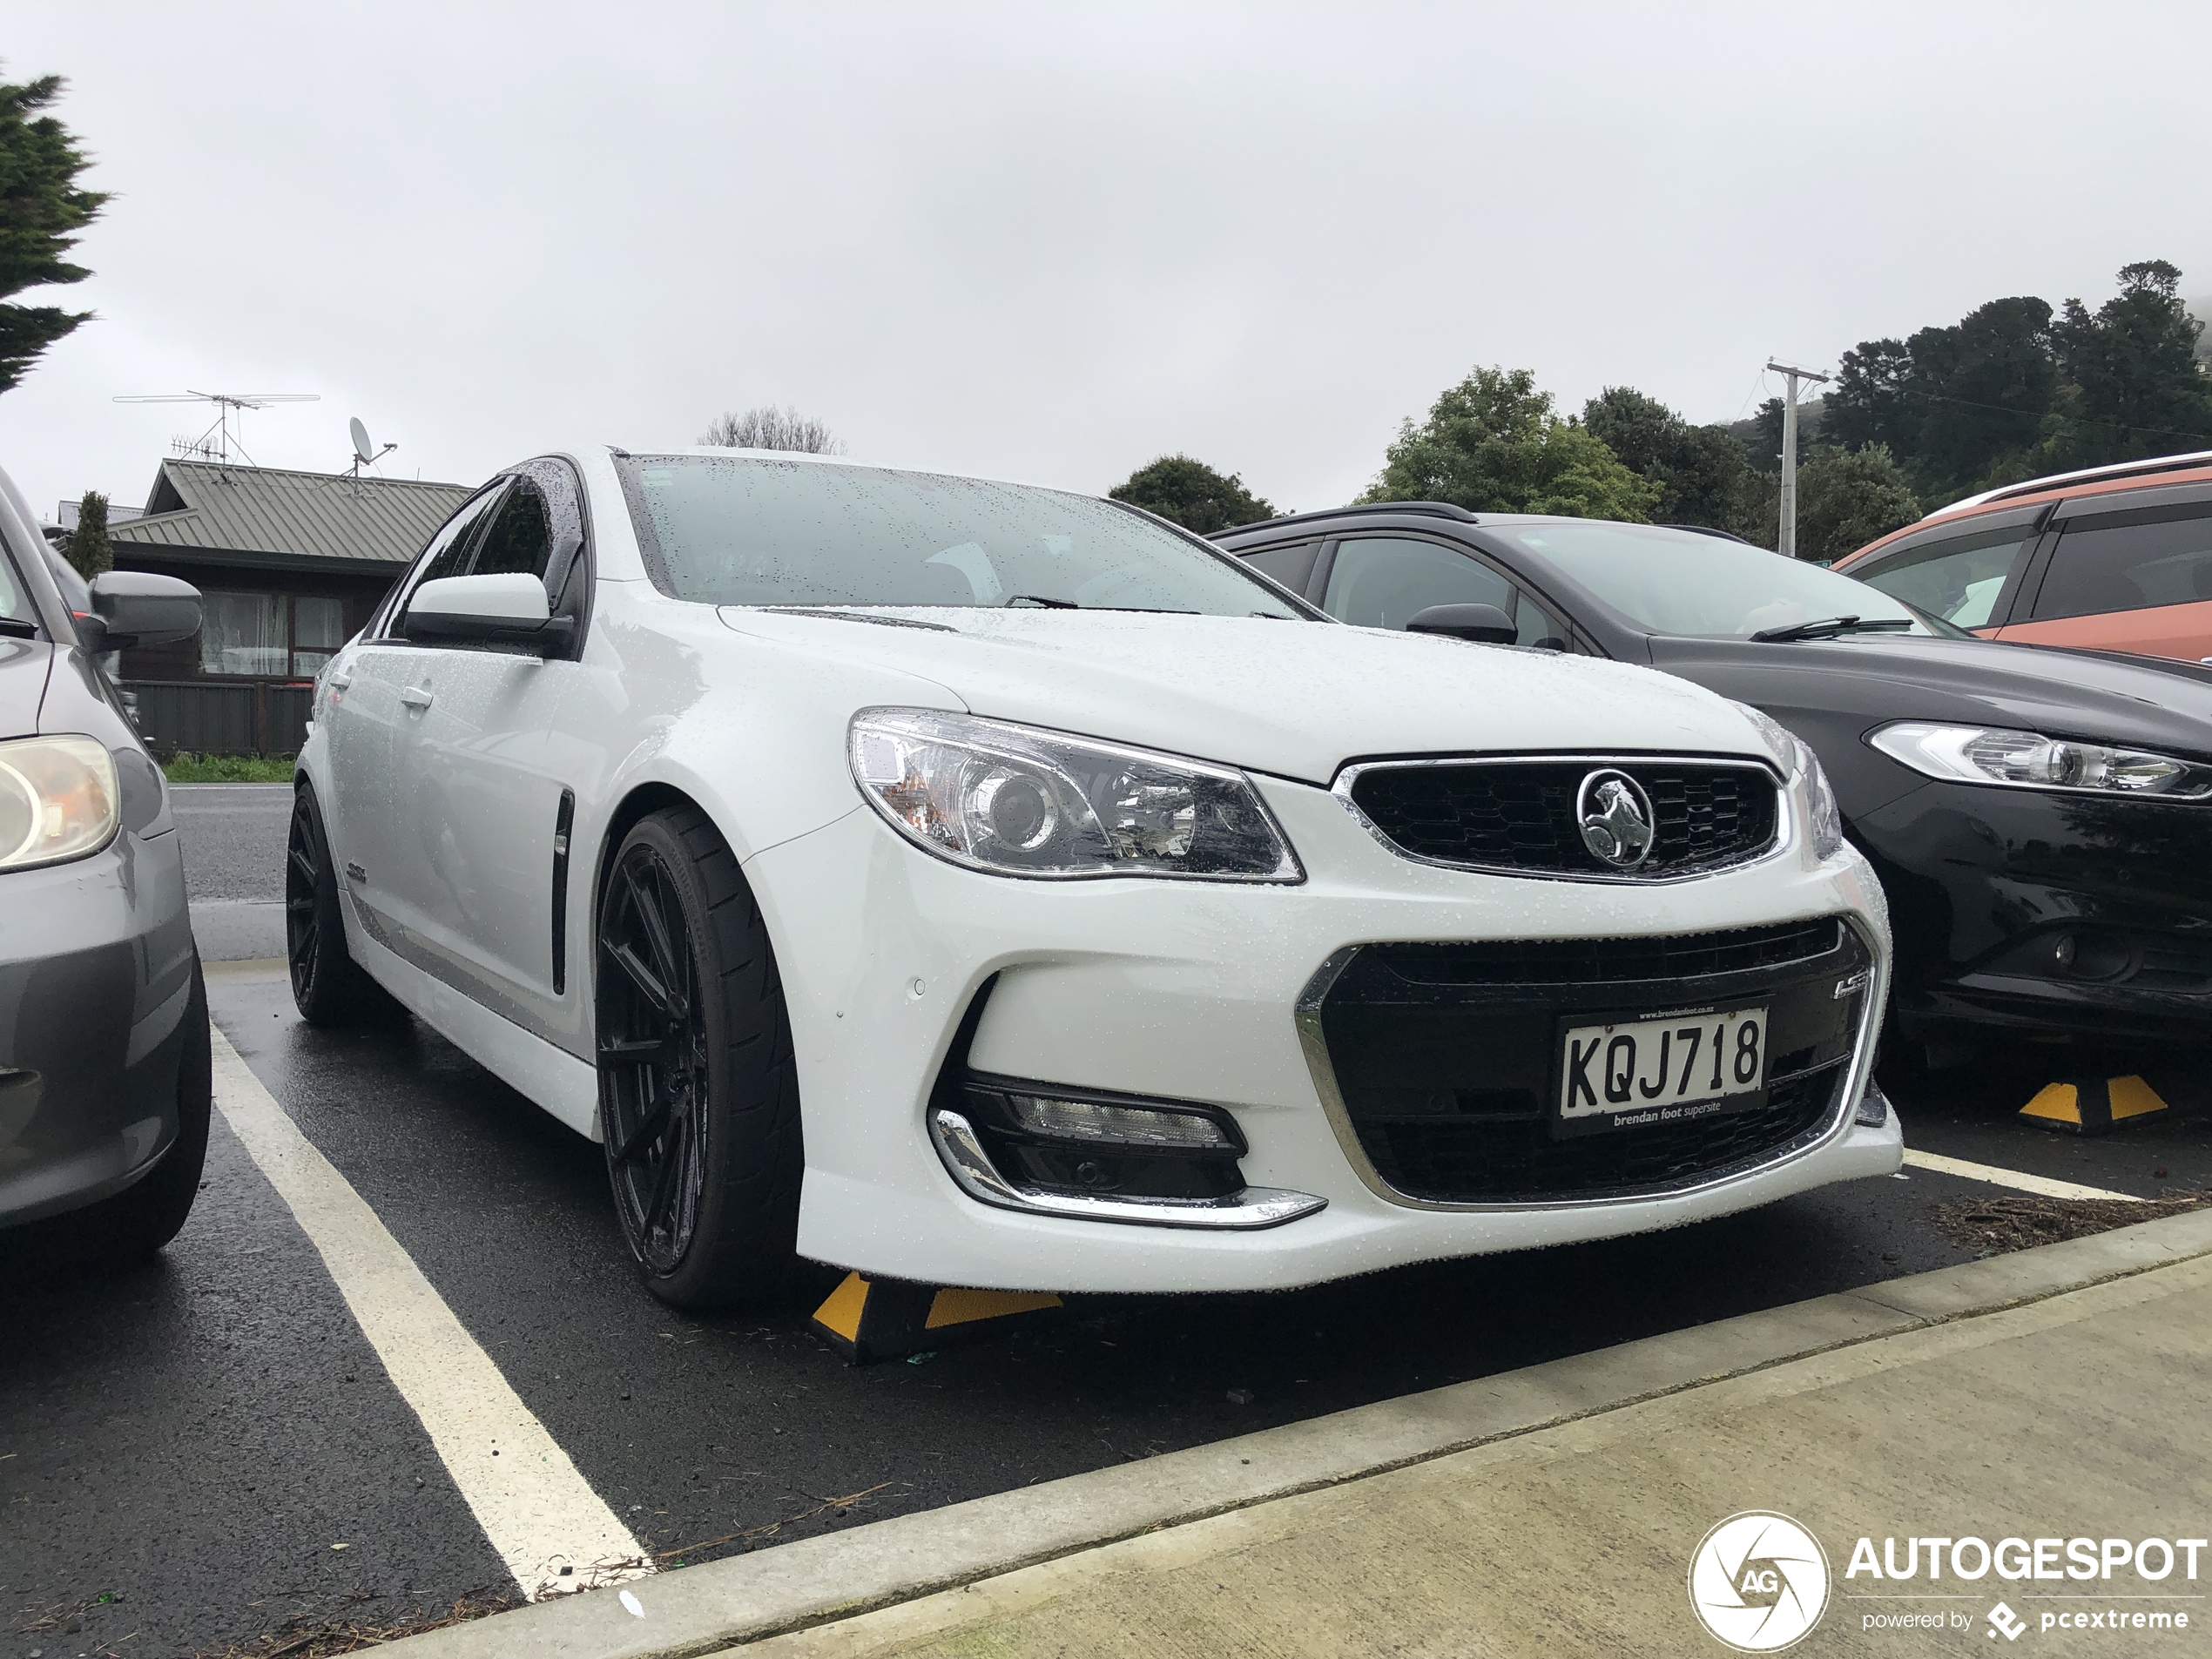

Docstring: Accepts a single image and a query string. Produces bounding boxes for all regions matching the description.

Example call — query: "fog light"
[2052,934,2077,970]
[1004,1092,1235,1150]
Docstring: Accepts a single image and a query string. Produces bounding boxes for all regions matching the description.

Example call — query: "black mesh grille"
[1357,1065,1845,1204]
[1314,921,1868,1204]
[1373,917,1842,986]
[1348,759,1778,877]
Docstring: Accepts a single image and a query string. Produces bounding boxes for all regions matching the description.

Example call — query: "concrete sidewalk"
[390,1209,2212,1659]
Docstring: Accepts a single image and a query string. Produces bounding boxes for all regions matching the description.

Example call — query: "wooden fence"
[121,680,315,758]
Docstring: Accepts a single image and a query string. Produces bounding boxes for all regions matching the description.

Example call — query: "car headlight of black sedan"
[0,734,121,871]
[1870,723,2212,801]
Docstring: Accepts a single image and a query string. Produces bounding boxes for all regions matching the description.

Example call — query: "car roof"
[1837,450,2212,569]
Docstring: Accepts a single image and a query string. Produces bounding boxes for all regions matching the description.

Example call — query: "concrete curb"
[379,1204,2212,1659]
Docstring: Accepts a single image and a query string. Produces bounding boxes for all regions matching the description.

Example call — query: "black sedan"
[1212,503,2212,1063]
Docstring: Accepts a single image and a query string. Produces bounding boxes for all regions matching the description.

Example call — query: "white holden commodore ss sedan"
[291,448,1903,1308]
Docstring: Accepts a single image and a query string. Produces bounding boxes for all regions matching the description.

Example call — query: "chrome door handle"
[327,672,352,691]
[400,685,435,710]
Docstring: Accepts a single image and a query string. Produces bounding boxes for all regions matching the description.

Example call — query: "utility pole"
[1765,360,1831,559]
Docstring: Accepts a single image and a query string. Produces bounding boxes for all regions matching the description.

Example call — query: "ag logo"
[1688,1512,1831,1651]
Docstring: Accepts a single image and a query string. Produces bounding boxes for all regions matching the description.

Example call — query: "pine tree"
[68,489,113,580]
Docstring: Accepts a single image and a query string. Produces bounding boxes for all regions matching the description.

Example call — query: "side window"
[1514,594,1569,649]
[381,485,504,637]
[1241,541,1319,596]
[1322,536,1513,630]
[2030,508,2212,621]
[1855,529,2033,628]
[469,477,555,579]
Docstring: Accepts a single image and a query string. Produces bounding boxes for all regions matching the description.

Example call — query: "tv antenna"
[347,416,398,479]
[112,390,320,465]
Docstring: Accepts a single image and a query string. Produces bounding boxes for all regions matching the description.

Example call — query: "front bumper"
[0,829,200,1226]
[748,776,1900,1293]
[1855,781,2212,1047]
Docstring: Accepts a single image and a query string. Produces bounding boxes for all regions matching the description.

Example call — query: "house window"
[199,591,287,677]
[293,596,345,676]
[198,591,350,678]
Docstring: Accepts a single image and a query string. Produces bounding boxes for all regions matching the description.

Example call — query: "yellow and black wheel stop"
[809,1271,1062,1365]
[2019,1075,2172,1136]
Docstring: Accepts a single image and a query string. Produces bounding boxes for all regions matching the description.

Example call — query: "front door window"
[1855,529,2033,629]
[1323,536,1514,630]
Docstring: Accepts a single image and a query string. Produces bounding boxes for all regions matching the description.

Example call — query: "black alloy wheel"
[596,807,802,1307]
[287,783,394,1025]
[598,840,712,1275]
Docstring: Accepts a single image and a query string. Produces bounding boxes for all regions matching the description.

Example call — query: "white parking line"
[1903,1148,2141,1204]
[209,1025,651,1598]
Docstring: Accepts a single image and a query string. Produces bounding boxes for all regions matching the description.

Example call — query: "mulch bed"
[1930,1190,2210,1256]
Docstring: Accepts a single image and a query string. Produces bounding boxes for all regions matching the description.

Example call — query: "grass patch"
[1931,1190,2210,1257]
[162,752,296,784]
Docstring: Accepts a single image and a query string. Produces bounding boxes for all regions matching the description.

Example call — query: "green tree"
[1583,386,1754,530]
[1784,446,1921,563]
[67,488,112,580]
[1364,367,1660,521]
[0,71,109,394]
[2041,260,2212,470]
[1108,454,1277,533]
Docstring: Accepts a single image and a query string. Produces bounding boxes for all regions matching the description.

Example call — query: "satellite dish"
[350,417,376,463]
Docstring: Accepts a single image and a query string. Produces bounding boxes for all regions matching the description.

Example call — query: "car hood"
[0,637,52,739]
[718,608,1773,784]
[1647,631,2212,759]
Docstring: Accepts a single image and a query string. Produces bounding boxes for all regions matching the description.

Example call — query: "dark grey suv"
[0,464,211,1258]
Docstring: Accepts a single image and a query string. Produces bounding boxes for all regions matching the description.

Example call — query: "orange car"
[1835,450,2212,666]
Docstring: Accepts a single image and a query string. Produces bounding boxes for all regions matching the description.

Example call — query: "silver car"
[0,464,210,1259]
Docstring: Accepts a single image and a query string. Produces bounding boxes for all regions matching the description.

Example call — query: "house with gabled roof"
[100,459,472,754]
[99,462,475,760]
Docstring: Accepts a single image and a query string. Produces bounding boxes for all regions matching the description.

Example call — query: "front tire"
[597,807,804,1309]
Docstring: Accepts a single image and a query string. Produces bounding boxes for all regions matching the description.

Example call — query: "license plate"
[1554,1005,1770,1137]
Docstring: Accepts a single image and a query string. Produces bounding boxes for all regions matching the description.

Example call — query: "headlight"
[1869,723,2212,801]
[0,735,121,871]
[849,708,1302,881]
[1733,704,1845,860]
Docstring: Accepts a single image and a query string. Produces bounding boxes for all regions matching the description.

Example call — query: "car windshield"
[617,455,1305,618]
[1493,521,1958,638]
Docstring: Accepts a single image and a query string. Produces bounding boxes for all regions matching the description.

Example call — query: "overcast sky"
[3,3,2208,523]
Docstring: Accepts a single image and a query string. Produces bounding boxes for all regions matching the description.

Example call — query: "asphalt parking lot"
[5,785,2208,1658]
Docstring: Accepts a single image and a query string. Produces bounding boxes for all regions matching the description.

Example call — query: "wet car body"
[1835,452,2212,668]
[1214,507,2212,1055]
[0,467,209,1246]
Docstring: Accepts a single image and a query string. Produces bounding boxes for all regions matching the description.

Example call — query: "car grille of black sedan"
[1345,759,1780,879]
[1309,919,1867,1204]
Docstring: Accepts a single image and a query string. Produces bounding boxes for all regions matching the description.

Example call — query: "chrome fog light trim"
[929,1109,1325,1231]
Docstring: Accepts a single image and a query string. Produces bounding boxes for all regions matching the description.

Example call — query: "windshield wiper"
[1750,614,1915,644]
[1003,593,1078,609]
[0,617,38,639]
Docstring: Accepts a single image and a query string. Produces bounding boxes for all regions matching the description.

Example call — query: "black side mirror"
[1405,603,1517,645]
[83,571,203,651]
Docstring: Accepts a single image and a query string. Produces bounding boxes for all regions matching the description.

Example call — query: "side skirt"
[344,889,600,1140]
